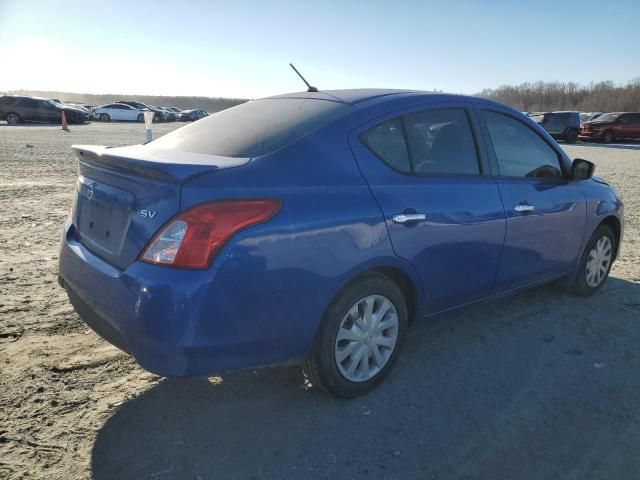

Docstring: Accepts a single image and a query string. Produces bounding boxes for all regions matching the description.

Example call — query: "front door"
[478,109,587,291]
[350,104,506,314]
[617,113,640,139]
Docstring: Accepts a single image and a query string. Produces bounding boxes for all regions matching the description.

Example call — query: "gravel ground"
[0,122,639,480]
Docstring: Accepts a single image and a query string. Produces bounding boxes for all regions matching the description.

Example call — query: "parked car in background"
[166,107,183,115]
[155,106,176,122]
[529,111,580,143]
[94,103,149,122]
[51,100,91,121]
[579,112,640,144]
[116,101,163,122]
[179,109,209,121]
[0,95,86,125]
[580,112,603,124]
[58,89,623,397]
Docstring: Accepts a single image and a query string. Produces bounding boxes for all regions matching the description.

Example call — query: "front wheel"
[602,130,614,144]
[571,225,616,296]
[565,129,578,144]
[137,114,144,122]
[302,274,408,397]
[100,113,110,122]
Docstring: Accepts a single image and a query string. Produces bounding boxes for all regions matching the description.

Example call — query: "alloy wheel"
[585,236,612,287]
[334,295,399,382]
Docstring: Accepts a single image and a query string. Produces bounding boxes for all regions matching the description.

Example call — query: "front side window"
[482,110,563,179]
[595,113,620,122]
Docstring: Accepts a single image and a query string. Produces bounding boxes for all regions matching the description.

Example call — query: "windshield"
[593,113,619,122]
[149,98,353,157]
[530,114,545,123]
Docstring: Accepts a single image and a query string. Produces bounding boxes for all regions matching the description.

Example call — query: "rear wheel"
[100,113,110,122]
[602,130,614,144]
[565,129,578,144]
[6,112,20,125]
[302,274,408,397]
[571,225,616,296]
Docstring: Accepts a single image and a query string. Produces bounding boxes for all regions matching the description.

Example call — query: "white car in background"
[94,103,148,122]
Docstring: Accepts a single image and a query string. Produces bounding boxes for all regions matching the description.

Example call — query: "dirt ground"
[1,122,639,480]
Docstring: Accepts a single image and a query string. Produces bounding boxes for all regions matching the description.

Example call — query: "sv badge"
[139,209,157,219]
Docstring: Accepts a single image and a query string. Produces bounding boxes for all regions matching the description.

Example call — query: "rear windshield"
[149,98,353,157]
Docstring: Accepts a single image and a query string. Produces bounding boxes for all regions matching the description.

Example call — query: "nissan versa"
[58,89,624,397]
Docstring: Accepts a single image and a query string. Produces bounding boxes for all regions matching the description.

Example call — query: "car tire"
[571,224,616,296]
[100,113,110,122]
[565,129,578,144]
[602,130,614,144]
[137,114,144,122]
[302,274,408,398]
[6,112,20,125]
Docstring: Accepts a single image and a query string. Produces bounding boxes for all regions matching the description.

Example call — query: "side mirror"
[571,158,595,180]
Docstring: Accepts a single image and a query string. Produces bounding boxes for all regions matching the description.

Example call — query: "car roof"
[266,88,427,105]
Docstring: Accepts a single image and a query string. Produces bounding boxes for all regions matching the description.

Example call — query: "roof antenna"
[289,63,318,92]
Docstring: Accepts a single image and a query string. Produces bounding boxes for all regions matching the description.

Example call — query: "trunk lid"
[71,144,250,270]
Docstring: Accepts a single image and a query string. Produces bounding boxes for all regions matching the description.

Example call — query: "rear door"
[477,108,586,291]
[350,102,506,313]
[18,98,40,121]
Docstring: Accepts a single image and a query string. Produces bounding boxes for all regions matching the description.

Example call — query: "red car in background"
[579,112,640,143]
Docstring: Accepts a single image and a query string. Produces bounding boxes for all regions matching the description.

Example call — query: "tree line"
[478,79,640,113]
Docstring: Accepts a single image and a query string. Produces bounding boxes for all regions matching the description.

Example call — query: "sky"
[0,0,638,99]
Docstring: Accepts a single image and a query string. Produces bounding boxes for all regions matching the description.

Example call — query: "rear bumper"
[58,219,309,377]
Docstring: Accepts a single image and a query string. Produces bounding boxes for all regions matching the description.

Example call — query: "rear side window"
[150,98,353,157]
[361,108,480,176]
[482,110,563,179]
[403,108,480,175]
[19,98,39,108]
[361,118,411,173]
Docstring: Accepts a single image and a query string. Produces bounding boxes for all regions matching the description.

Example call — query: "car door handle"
[514,204,535,213]
[392,213,427,224]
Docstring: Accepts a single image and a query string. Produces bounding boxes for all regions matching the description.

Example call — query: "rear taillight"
[139,199,281,269]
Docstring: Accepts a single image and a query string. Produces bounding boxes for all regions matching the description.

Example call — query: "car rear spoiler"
[72,145,250,183]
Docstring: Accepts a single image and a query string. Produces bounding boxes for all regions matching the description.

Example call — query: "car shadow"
[576,141,640,151]
[91,277,640,480]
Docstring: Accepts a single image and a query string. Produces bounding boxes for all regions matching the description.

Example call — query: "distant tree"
[477,79,640,112]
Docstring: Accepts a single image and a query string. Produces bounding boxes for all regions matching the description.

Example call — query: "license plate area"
[76,176,135,255]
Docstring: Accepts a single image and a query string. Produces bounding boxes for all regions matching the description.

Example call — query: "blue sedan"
[58,89,623,397]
